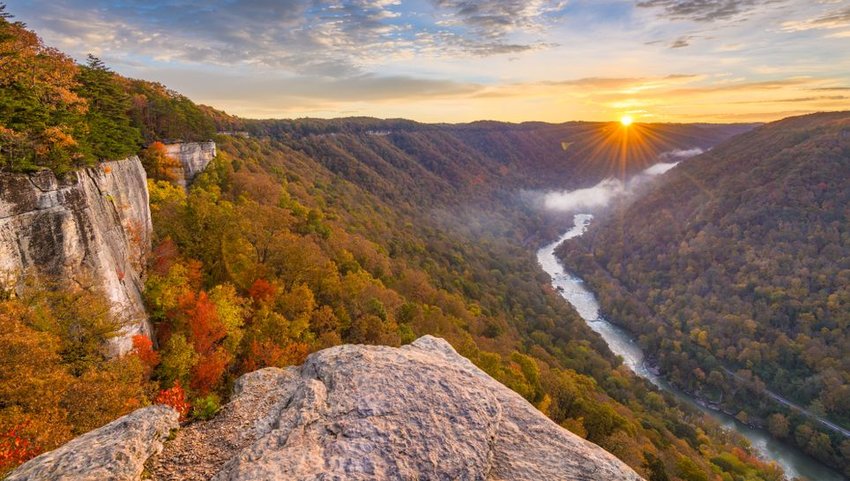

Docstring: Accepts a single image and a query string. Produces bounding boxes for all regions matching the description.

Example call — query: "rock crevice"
[0,157,153,353]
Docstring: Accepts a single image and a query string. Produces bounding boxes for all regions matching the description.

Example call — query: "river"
[538,213,846,481]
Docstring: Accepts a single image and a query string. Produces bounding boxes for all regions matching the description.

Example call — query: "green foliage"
[191,394,221,420]
[126,80,215,143]
[75,55,142,160]
[560,112,850,474]
[0,13,215,173]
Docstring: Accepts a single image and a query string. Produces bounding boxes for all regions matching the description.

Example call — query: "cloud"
[636,0,777,22]
[670,35,695,48]
[15,0,563,76]
[430,0,567,37]
[542,148,703,212]
[782,5,850,31]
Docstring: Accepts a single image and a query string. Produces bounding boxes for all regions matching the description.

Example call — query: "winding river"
[538,213,846,481]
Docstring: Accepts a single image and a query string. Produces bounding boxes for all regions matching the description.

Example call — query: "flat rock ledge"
[7,405,178,481]
[13,336,644,481]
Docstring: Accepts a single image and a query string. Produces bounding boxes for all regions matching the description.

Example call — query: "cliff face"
[9,336,644,481]
[165,141,216,187]
[0,157,153,354]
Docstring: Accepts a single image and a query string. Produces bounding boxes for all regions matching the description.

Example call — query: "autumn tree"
[141,141,181,182]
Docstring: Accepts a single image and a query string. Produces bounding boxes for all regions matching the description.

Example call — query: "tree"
[155,382,191,420]
[767,413,789,439]
[75,55,142,161]
[0,13,86,172]
[181,291,225,355]
[140,141,180,182]
[131,334,160,376]
[643,452,670,481]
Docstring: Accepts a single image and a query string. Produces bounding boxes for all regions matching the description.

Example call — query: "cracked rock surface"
[152,336,643,481]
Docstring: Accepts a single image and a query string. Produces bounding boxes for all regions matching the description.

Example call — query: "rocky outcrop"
[165,141,216,187]
[6,405,178,481]
[0,158,152,354]
[10,336,643,480]
[151,336,643,481]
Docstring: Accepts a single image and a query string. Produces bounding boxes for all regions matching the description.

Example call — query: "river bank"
[538,213,846,481]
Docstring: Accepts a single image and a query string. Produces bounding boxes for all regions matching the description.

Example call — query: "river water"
[537,213,846,481]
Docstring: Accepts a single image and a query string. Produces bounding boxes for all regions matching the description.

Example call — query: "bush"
[191,394,221,421]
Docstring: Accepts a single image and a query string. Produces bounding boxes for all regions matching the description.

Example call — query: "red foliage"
[151,238,179,276]
[248,278,277,304]
[0,423,40,472]
[180,291,226,355]
[155,382,191,420]
[190,348,230,395]
[242,340,309,372]
[131,334,160,373]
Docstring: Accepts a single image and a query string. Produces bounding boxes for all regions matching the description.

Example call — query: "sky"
[10,0,850,123]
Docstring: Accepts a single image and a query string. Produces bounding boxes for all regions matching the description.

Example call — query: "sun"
[620,115,634,127]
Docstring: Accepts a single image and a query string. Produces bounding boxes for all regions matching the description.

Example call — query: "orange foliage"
[155,382,191,420]
[248,278,277,304]
[131,334,160,374]
[141,141,181,182]
[190,349,230,395]
[242,340,309,372]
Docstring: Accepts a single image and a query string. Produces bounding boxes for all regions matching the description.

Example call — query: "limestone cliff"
[9,336,644,481]
[166,141,216,187]
[0,157,152,354]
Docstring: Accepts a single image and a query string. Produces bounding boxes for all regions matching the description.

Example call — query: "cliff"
[165,141,216,187]
[8,336,644,481]
[0,157,153,354]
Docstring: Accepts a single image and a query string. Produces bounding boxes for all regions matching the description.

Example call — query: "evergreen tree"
[75,55,142,161]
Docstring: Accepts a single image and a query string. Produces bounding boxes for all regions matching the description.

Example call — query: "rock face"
[165,141,216,187]
[6,405,179,481]
[151,336,644,481]
[0,158,152,353]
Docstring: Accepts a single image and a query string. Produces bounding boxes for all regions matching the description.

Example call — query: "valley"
[540,213,846,481]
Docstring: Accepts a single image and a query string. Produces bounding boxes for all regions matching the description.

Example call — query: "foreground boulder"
[153,336,642,480]
[7,405,178,481]
[11,336,644,480]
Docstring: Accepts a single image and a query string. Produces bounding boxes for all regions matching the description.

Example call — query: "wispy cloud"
[7,0,850,122]
[636,0,779,22]
[781,5,850,31]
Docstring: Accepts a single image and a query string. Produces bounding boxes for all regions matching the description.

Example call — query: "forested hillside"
[0,4,213,174]
[558,111,850,476]
[0,7,785,481]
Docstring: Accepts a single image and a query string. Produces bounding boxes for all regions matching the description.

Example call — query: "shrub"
[191,394,220,421]
[155,382,191,421]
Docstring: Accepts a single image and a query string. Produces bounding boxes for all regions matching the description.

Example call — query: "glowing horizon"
[9,1,850,123]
